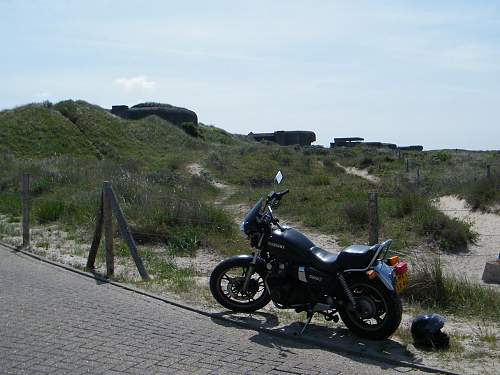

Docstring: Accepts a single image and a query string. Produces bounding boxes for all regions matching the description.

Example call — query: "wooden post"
[416,167,420,185]
[395,174,401,192]
[21,173,30,249]
[368,192,379,246]
[106,184,149,280]
[405,158,409,173]
[87,191,104,270]
[103,181,114,277]
[487,165,491,179]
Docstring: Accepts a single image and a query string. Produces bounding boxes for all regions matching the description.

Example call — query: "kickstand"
[300,311,314,335]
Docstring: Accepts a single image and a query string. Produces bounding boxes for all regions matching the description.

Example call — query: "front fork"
[242,233,264,292]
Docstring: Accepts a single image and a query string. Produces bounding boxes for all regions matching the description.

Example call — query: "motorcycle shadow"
[211,310,420,369]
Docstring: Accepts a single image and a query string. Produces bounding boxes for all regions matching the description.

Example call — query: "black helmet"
[411,313,450,349]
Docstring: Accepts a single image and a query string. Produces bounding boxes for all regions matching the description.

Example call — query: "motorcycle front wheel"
[209,257,271,313]
[338,275,402,340]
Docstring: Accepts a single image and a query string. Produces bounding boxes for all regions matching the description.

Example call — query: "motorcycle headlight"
[239,221,246,234]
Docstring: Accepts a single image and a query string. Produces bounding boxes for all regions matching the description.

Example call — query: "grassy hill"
[0,103,96,158]
[0,100,486,254]
[0,100,251,252]
[0,100,248,163]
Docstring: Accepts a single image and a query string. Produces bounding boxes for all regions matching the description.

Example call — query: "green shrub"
[418,208,477,252]
[359,156,374,169]
[181,122,200,137]
[0,192,21,217]
[460,177,498,211]
[391,191,425,218]
[433,151,451,163]
[31,176,52,196]
[167,229,200,256]
[35,200,65,224]
[341,201,368,228]
[310,175,330,186]
[42,100,53,108]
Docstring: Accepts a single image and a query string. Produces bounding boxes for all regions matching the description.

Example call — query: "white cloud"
[113,75,156,91]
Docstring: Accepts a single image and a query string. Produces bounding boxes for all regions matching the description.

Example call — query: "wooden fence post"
[416,167,420,185]
[487,165,491,179]
[405,158,409,173]
[368,192,379,246]
[106,184,150,280]
[103,182,114,277]
[21,173,30,249]
[86,190,103,270]
[395,174,401,192]
[86,181,149,280]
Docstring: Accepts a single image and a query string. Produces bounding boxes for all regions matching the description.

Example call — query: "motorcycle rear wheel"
[210,257,271,313]
[338,276,402,340]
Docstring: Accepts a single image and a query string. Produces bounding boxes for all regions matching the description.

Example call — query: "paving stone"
[0,246,422,374]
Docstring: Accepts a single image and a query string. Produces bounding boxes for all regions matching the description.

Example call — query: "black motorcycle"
[210,171,409,339]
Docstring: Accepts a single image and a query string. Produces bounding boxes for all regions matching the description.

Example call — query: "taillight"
[395,261,408,275]
[387,256,399,266]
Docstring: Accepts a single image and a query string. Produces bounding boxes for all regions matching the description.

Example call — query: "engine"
[265,259,322,307]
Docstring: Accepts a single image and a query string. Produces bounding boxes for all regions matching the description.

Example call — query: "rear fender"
[372,261,396,291]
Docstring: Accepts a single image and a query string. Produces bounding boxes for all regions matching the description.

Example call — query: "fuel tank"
[266,227,315,264]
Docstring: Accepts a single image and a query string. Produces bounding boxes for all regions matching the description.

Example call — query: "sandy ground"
[336,162,380,184]
[434,195,500,288]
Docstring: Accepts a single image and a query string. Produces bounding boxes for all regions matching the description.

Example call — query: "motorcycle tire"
[338,275,402,340]
[210,257,271,313]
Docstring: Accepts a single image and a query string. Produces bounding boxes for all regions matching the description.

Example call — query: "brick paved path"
[0,246,423,374]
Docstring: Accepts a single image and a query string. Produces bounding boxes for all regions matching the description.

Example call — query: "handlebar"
[262,189,289,230]
[276,189,289,198]
[267,189,289,202]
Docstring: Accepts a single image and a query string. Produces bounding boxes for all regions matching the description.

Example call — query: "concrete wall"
[111,104,198,126]
[249,131,316,146]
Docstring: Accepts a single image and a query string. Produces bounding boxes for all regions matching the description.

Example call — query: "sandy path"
[434,195,500,287]
[186,163,341,252]
[336,162,380,184]
[186,163,236,205]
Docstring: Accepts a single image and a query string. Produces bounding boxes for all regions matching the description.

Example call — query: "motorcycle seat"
[309,246,339,273]
[336,244,380,270]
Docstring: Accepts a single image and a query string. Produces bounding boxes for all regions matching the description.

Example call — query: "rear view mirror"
[275,171,283,185]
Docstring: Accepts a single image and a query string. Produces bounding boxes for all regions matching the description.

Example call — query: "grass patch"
[341,201,368,228]
[474,320,498,350]
[416,206,477,252]
[458,176,500,211]
[140,248,193,292]
[383,189,477,252]
[405,256,500,321]
[0,192,21,217]
[35,200,66,224]
[0,220,18,237]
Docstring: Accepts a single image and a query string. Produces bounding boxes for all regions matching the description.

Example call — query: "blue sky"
[1,0,499,150]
